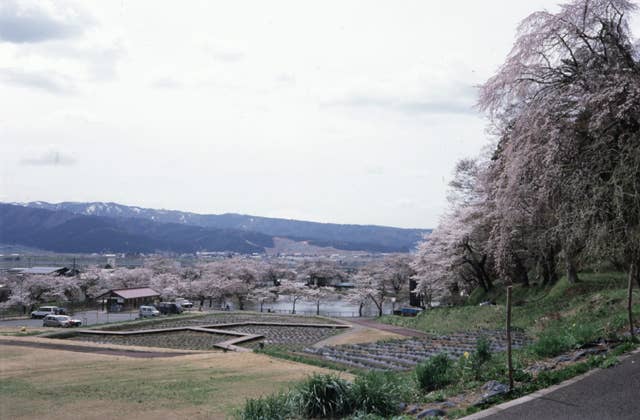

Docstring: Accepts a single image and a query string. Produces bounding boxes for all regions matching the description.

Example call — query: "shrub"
[351,371,407,416]
[415,353,454,392]
[295,374,353,418]
[236,392,292,420]
[530,329,576,357]
[531,323,601,358]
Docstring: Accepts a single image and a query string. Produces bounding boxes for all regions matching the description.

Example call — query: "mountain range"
[1,202,430,255]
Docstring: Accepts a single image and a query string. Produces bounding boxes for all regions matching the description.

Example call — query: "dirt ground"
[0,337,345,419]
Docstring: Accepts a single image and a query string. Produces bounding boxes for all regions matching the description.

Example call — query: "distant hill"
[18,201,430,253]
[0,203,273,254]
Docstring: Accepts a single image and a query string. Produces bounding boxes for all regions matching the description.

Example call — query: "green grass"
[380,273,638,346]
[236,272,640,419]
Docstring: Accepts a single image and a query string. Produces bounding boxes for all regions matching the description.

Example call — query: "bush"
[415,353,455,392]
[295,374,353,418]
[236,392,292,420]
[530,323,601,358]
[530,329,576,357]
[351,371,407,416]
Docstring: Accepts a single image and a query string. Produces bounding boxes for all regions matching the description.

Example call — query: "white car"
[174,298,193,309]
[139,305,160,318]
[31,306,62,319]
[43,314,81,327]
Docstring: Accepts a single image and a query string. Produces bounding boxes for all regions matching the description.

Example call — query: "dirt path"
[344,317,429,338]
[0,339,192,358]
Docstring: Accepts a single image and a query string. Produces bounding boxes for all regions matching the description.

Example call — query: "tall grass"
[350,371,408,416]
[237,392,292,420]
[415,353,454,391]
[294,374,353,418]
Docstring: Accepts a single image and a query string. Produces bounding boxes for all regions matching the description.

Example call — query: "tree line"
[0,255,415,316]
[413,0,640,305]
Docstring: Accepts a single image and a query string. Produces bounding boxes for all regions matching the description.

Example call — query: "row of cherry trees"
[1,254,414,316]
[414,0,640,304]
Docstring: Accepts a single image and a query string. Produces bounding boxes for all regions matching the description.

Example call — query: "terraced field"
[73,330,233,350]
[107,313,340,331]
[66,313,346,351]
[305,330,531,371]
[222,324,340,348]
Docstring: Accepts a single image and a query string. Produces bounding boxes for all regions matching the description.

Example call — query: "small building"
[96,287,160,312]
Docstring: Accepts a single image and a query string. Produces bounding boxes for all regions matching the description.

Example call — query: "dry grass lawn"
[316,327,402,346]
[0,339,345,420]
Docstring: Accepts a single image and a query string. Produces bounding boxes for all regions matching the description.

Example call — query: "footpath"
[465,350,640,420]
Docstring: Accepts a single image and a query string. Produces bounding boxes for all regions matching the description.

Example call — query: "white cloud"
[0,0,93,43]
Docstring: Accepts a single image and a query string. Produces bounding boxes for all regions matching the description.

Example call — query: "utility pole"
[506,285,514,391]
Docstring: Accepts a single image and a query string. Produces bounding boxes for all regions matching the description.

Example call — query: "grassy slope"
[381,272,639,342]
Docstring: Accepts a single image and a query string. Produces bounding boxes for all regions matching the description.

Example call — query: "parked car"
[156,302,183,315]
[174,298,193,309]
[42,314,81,327]
[139,305,160,318]
[31,306,61,319]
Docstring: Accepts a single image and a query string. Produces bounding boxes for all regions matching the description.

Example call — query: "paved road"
[469,351,640,420]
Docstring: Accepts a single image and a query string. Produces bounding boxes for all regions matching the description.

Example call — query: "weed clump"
[237,392,292,420]
[351,371,408,416]
[415,353,455,391]
[294,374,354,418]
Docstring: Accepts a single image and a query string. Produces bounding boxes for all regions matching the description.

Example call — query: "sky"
[1,1,638,229]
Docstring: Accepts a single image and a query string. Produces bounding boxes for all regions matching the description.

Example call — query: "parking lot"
[0,310,141,328]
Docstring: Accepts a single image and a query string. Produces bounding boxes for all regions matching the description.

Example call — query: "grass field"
[381,272,640,341]
[0,341,346,419]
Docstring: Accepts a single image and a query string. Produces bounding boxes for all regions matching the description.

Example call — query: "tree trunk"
[316,300,320,316]
[370,297,383,317]
[292,299,296,314]
[514,255,529,287]
[565,253,579,284]
[358,303,363,317]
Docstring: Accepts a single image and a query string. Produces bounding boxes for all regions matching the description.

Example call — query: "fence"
[259,308,369,318]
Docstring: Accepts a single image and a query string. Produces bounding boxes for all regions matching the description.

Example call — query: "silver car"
[139,305,160,318]
[43,315,81,328]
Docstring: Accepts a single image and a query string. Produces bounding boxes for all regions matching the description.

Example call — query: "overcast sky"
[1,1,638,229]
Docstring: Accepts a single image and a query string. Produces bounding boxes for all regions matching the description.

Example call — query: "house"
[96,287,160,312]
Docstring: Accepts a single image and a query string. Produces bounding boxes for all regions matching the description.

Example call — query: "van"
[139,305,160,318]
[156,302,183,315]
